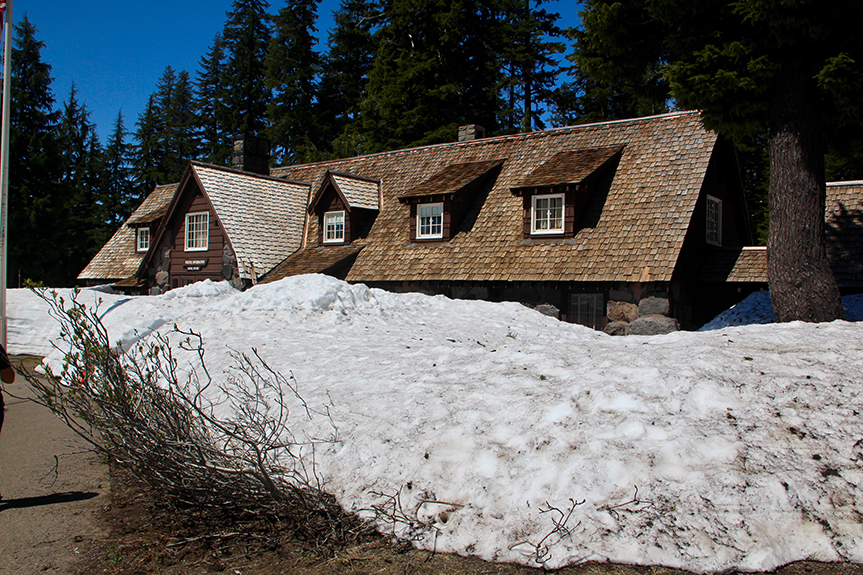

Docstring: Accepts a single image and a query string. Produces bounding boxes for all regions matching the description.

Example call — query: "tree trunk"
[767,66,844,322]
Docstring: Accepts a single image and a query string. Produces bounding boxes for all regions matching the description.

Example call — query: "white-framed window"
[531,194,564,235]
[324,210,345,243]
[570,293,604,330]
[185,212,209,251]
[706,195,722,246]
[417,202,444,239]
[136,227,150,252]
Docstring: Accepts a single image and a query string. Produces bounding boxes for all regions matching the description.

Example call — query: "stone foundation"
[604,288,679,336]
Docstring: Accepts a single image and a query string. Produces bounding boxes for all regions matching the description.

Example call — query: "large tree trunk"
[767,66,844,322]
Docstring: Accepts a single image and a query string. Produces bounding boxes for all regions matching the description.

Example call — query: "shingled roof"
[187,162,311,280]
[826,181,863,287]
[78,183,178,282]
[511,146,623,191]
[268,112,717,284]
[398,159,503,200]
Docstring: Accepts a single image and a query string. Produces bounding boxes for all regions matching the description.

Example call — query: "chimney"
[458,124,485,142]
[231,135,271,175]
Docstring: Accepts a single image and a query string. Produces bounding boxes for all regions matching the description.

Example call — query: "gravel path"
[0,357,109,574]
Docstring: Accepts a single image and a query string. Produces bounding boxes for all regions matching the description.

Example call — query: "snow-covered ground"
[7,276,863,573]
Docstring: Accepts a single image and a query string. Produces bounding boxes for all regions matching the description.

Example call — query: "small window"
[136,227,150,252]
[417,203,443,239]
[570,293,604,330]
[531,194,564,235]
[706,195,722,246]
[324,211,345,243]
[185,212,209,251]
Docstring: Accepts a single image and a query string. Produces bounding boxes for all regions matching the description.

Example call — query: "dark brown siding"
[168,191,226,287]
[317,192,349,245]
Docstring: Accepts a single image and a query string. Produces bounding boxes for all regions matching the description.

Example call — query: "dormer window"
[511,146,623,239]
[531,194,564,235]
[324,211,346,243]
[309,171,381,246]
[417,203,444,239]
[399,160,504,243]
[136,227,150,252]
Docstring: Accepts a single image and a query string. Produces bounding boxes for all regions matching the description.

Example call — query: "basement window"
[706,195,722,246]
[417,203,444,239]
[570,293,604,330]
[185,212,209,251]
[531,194,564,235]
[324,210,345,243]
[136,227,150,252]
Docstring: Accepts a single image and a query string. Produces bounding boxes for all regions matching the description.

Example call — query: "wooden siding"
[168,190,226,287]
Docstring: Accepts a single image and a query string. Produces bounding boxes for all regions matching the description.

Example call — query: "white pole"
[0,0,12,348]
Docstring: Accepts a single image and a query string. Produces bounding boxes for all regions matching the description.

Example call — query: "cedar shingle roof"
[329,172,380,210]
[269,112,717,284]
[260,245,364,283]
[191,163,310,280]
[826,181,863,287]
[398,160,503,199]
[512,146,623,190]
[77,183,178,281]
[699,247,767,282]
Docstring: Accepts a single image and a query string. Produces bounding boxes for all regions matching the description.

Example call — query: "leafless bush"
[509,498,584,568]
[21,288,369,545]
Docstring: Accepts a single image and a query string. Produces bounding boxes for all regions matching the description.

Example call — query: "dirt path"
[0,356,109,574]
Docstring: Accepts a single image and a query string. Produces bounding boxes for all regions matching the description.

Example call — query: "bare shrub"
[21,288,369,547]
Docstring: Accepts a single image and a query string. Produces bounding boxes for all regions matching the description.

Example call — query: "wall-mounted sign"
[185,258,208,271]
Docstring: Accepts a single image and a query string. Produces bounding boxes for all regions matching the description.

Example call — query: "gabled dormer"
[309,171,381,245]
[398,159,504,242]
[510,146,623,239]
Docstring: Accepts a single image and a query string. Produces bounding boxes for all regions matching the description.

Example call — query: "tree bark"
[767,65,844,322]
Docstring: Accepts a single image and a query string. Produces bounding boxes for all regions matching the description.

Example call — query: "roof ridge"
[827,180,863,187]
[272,111,703,172]
[191,160,312,187]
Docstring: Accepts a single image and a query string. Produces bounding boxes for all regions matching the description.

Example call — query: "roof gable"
[309,171,381,213]
[189,163,311,280]
[78,183,178,281]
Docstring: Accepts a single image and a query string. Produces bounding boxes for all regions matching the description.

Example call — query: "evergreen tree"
[493,0,564,133]
[220,0,272,140]
[266,0,322,165]
[318,0,382,157]
[56,85,106,279]
[354,0,501,152]
[554,0,669,125]
[4,16,64,286]
[132,94,165,195]
[102,111,136,229]
[195,33,229,164]
[164,69,198,179]
[654,0,860,322]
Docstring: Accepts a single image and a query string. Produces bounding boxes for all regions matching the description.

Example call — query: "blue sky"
[7,0,579,143]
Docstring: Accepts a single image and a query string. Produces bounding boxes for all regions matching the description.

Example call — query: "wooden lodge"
[79,113,863,332]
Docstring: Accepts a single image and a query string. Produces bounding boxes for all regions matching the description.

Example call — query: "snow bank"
[7,276,863,573]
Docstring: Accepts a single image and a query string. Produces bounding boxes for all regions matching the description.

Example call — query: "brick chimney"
[458,124,486,142]
[231,135,271,175]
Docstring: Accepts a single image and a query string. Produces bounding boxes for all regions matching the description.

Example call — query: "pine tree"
[355,0,501,152]
[132,94,165,196]
[266,0,322,165]
[554,0,668,125]
[4,16,64,286]
[493,0,564,133]
[164,69,197,180]
[195,33,229,164]
[220,0,272,140]
[318,0,381,157]
[102,111,135,229]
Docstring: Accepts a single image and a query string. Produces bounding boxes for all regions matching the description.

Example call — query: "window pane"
[570,293,604,330]
[324,211,345,242]
[185,212,209,251]
[532,195,564,233]
[137,228,150,251]
[418,203,443,238]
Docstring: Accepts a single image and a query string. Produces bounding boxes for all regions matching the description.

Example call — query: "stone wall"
[604,285,679,336]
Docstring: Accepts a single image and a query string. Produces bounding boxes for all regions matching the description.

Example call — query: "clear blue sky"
[8,0,579,143]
